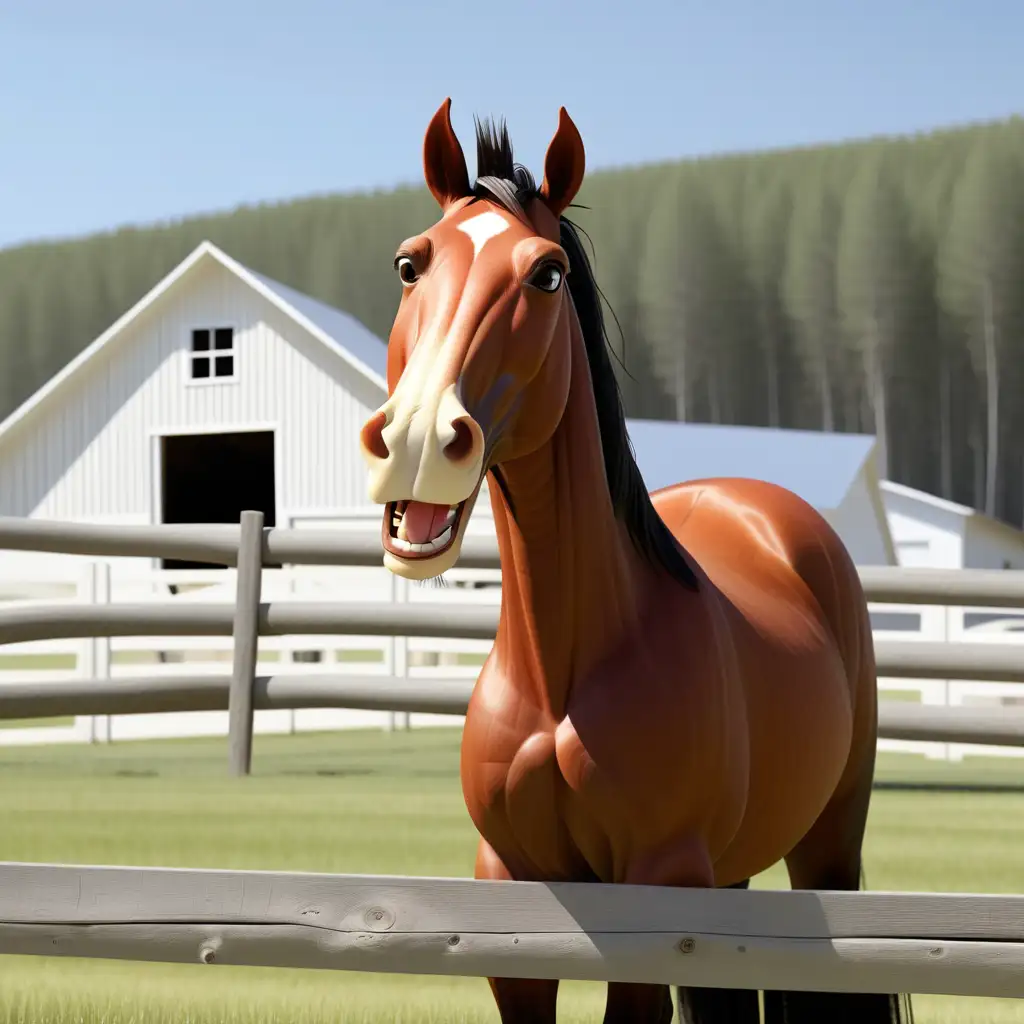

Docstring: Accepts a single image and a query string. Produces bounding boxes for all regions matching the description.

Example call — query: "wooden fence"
[1,512,1024,775]
[1,512,1023,1002]
[0,862,1022,999]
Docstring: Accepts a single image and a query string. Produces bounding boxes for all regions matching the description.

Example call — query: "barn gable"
[0,241,388,450]
[0,241,390,523]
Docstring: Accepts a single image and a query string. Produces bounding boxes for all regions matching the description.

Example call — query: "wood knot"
[362,906,396,931]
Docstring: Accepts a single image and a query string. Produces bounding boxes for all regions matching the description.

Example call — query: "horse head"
[359,98,585,580]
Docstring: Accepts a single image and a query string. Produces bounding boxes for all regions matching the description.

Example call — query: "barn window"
[190,327,236,381]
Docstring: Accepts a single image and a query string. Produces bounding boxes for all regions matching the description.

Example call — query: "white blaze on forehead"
[457,210,510,259]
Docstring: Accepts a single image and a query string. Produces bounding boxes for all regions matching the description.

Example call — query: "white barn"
[0,240,895,581]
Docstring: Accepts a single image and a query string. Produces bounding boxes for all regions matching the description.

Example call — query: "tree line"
[1,116,1023,524]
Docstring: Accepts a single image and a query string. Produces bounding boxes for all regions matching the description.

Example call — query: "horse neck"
[487,312,651,719]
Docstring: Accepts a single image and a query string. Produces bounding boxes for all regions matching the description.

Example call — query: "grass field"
[0,728,1022,1023]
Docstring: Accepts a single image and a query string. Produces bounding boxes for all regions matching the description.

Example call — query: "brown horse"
[359,99,910,1024]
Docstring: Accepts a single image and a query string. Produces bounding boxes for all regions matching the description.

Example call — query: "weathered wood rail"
[0,862,1021,999]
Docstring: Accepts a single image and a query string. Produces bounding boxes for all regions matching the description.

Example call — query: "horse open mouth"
[382,499,468,560]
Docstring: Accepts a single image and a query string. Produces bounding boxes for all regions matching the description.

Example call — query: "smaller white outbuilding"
[880,479,1024,637]
[881,480,1024,571]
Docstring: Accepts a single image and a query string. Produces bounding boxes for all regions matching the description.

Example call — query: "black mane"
[471,117,699,592]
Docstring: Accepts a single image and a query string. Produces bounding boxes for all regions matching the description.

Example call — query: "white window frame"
[187,325,238,385]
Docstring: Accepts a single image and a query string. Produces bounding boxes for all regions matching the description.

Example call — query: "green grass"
[0,731,1022,1022]
[0,715,74,729]
[879,688,924,702]
[0,652,75,670]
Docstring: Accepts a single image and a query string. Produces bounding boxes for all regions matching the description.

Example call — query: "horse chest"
[462,710,606,881]
[462,648,743,885]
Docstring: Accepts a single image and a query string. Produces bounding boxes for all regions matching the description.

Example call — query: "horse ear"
[423,98,471,209]
[539,107,585,218]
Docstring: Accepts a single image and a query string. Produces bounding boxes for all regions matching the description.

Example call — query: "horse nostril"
[443,417,476,463]
[361,411,390,460]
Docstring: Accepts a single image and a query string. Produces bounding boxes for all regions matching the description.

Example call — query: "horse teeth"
[390,525,453,555]
[428,526,453,550]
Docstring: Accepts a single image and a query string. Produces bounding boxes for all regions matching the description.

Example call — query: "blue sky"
[2,0,1022,250]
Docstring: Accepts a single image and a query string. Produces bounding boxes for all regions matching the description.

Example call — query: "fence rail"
[0,600,499,645]
[1,513,1024,769]
[2,602,1023,680]
[2,674,1023,748]
[4,514,1024,602]
[0,516,502,570]
[0,862,1021,998]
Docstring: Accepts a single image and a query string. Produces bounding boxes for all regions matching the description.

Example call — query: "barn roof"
[627,418,876,510]
[245,267,389,385]
[0,240,877,513]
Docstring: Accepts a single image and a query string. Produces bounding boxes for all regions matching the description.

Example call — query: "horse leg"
[603,981,674,1023]
[475,838,559,1023]
[676,878,762,1024]
[486,978,560,1023]
[604,841,760,1024]
[762,754,909,1024]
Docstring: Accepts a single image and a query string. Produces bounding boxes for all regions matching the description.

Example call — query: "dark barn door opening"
[160,430,276,569]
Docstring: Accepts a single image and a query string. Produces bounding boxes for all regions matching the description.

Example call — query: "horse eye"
[528,262,564,293]
[395,256,419,286]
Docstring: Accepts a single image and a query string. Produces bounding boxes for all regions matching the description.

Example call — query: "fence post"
[80,562,112,744]
[95,562,112,743]
[386,573,410,732]
[229,510,264,776]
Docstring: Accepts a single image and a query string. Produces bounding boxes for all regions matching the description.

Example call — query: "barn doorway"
[160,430,276,570]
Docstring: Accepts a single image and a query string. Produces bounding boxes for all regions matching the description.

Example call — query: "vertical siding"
[0,260,385,521]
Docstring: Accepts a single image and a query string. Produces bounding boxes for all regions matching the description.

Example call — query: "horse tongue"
[403,501,450,544]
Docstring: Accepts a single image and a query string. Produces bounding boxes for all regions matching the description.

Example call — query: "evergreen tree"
[836,145,920,478]
[939,128,1024,518]
[0,286,37,412]
[573,163,676,419]
[742,169,792,427]
[902,132,971,499]
[783,156,843,431]
[639,167,735,422]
